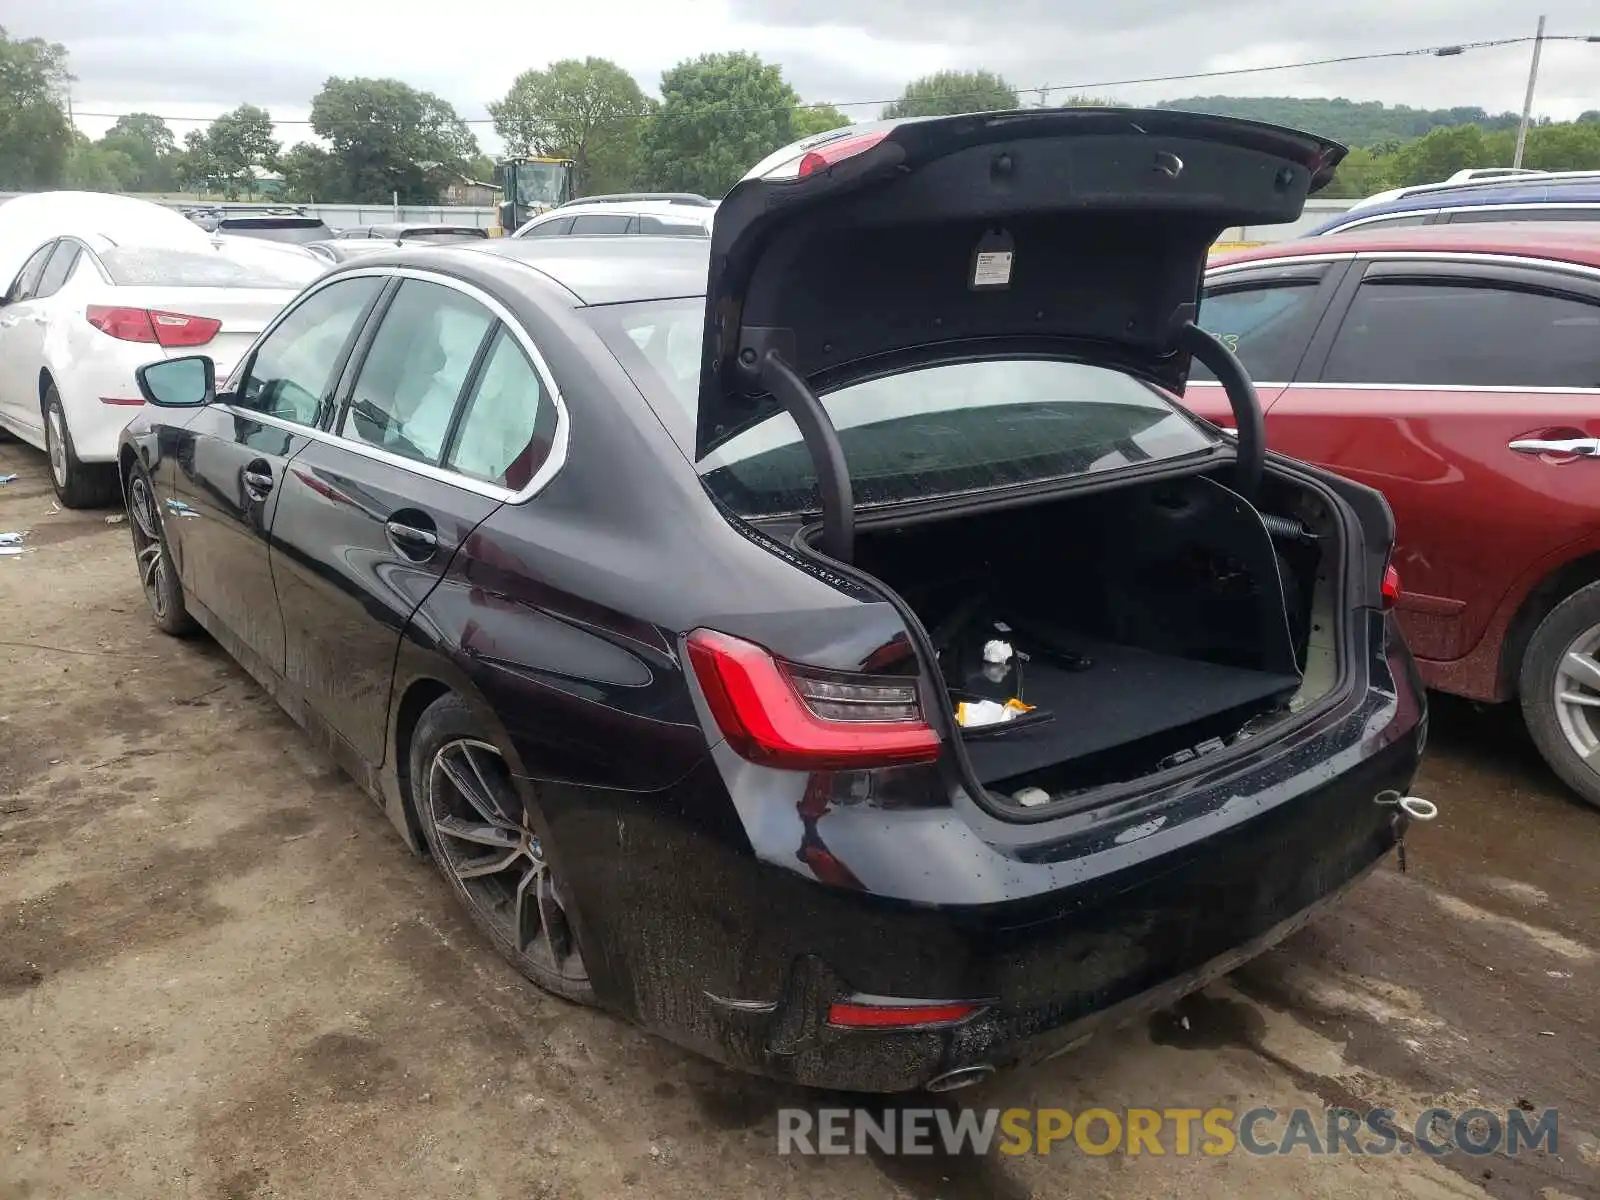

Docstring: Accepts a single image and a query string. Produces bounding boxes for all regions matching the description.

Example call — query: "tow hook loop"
[1374,791,1438,874]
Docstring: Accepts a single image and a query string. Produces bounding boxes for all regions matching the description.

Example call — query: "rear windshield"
[218,219,330,244]
[100,246,317,289]
[587,298,1216,516]
[399,227,488,240]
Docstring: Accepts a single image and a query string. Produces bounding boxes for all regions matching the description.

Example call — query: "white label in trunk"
[972,250,1013,288]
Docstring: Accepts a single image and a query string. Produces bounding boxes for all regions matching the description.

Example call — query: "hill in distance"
[1154,95,1524,147]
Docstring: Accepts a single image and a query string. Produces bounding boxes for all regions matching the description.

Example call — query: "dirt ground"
[1,440,1596,1200]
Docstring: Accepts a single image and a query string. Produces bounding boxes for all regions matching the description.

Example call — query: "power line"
[68,33,1600,128]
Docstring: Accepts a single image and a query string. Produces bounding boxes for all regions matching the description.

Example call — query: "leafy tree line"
[3,24,1597,207]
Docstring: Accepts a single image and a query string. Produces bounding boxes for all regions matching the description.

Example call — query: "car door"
[1185,259,1348,429]
[1264,259,1600,663]
[270,275,552,766]
[169,273,388,686]
[0,241,60,435]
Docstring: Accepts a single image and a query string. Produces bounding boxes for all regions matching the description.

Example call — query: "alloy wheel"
[128,474,172,621]
[1553,623,1600,773]
[46,406,68,488]
[427,738,587,983]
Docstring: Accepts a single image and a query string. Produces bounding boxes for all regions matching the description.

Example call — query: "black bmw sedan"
[119,109,1429,1093]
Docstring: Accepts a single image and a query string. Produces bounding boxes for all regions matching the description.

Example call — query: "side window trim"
[7,240,58,303]
[323,276,403,432]
[233,266,573,502]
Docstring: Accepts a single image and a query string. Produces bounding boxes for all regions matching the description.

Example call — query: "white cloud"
[23,0,1600,150]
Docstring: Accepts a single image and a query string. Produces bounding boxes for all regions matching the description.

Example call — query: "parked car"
[303,239,398,265]
[1348,167,1559,211]
[512,193,715,239]
[0,194,320,506]
[1189,222,1600,805]
[1311,173,1600,235]
[118,109,1426,1092]
[347,222,490,244]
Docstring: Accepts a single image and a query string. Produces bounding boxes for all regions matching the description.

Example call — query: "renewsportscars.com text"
[777,1106,1559,1158]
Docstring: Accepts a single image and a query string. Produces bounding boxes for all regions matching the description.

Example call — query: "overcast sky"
[21,0,1600,150]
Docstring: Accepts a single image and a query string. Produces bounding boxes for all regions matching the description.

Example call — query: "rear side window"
[7,243,55,302]
[637,216,709,237]
[444,327,557,489]
[1195,276,1326,382]
[569,214,632,235]
[1442,206,1600,224]
[237,276,385,425]
[1344,213,1431,231]
[34,242,81,299]
[1322,280,1600,389]
[341,279,495,465]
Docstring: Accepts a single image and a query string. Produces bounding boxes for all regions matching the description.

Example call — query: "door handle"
[1508,437,1600,458]
[385,520,438,561]
[242,465,275,498]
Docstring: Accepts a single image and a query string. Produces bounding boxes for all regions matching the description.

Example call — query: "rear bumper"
[534,613,1425,1092]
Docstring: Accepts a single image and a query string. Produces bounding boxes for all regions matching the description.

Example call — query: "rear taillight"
[796,129,892,178]
[685,628,939,769]
[86,306,221,348]
[1382,564,1402,610]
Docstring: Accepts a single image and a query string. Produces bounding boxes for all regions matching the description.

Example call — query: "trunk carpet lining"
[954,634,1300,785]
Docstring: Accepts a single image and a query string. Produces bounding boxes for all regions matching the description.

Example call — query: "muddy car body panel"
[117,110,1425,1092]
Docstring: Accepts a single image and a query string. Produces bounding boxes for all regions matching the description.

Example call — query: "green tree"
[62,133,137,191]
[0,27,74,189]
[309,76,480,203]
[277,142,342,201]
[882,70,1018,119]
[1499,122,1600,171]
[1387,124,1493,187]
[639,52,798,197]
[1320,145,1396,199]
[173,128,215,195]
[205,104,279,198]
[490,57,648,195]
[98,112,178,192]
[791,103,852,139]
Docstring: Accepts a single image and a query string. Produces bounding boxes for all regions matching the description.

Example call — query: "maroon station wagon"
[1187,222,1600,806]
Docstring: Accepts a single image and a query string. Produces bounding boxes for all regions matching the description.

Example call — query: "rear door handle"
[385,520,438,561]
[1508,437,1600,458]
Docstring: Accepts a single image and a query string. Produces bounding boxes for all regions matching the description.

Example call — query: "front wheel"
[44,385,119,509]
[410,694,595,1003]
[1519,581,1600,810]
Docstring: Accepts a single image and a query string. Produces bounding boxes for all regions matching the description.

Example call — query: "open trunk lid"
[695,107,1344,459]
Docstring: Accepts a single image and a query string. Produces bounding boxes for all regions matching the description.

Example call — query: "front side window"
[1195,274,1327,382]
[445,327,557,489]
[340,279,495,466]
[1322,280,1600,388]
[520,217,572,238]
[588,298,1216,517]
[236,276,384,425]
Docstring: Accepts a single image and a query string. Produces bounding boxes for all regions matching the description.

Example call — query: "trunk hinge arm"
[1179,322,1265,501]
[758,350,855,563]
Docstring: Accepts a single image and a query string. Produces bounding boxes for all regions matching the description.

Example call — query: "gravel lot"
[1,440,1595,1200]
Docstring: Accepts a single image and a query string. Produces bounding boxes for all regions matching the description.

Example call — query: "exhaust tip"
[924,1064,995,1093]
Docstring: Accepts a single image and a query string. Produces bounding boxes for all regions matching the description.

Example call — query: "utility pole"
[1513,14,1547,168]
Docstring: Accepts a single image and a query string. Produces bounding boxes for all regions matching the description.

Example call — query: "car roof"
[359,235,711,307]
[535,200,714,221]
[1328,175,1600,224]
[1212,220,1600,271]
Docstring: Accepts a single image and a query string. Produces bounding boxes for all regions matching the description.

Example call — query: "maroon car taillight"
[1382,564,1402,610]
[685,628,940,769]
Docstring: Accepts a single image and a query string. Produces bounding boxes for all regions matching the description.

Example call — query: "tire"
[126,461,197,636]
[43,384,119,509]
[1519,580,1600,810]
[409,694,596,1004]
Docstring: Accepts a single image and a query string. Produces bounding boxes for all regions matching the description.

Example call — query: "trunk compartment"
[840,469,1341,801]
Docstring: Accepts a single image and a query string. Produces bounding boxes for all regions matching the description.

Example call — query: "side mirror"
[136,356,216,408]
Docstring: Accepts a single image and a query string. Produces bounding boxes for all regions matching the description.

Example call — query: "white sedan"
[0,193,320,506]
